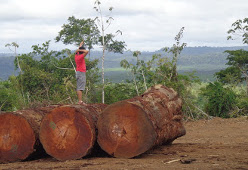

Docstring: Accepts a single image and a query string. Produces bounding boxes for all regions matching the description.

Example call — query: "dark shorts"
[76,71,86,91]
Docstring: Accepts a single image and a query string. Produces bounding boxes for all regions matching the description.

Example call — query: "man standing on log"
[75,41,88,105]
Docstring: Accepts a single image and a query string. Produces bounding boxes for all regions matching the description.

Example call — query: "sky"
[0,0,248,53]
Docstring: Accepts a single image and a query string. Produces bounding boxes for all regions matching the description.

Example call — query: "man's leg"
[76,71,87,105]
[77,90,83,103]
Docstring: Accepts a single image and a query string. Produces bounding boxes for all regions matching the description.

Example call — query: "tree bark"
[0,106,58,163]
[97,85,186,158]
[39,103,107,161]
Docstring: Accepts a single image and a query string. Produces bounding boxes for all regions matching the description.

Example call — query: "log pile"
[0,85,186,162]
[97,85,186,158]
[0,106,58,163]
[39,103,107,161]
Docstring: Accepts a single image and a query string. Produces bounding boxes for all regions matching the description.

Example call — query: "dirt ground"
[1,117,248,170]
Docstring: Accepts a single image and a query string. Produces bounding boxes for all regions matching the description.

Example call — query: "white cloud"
[0,0,248,53]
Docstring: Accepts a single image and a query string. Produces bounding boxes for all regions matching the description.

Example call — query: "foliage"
[200,82,237,118]
[0,80,16,111]
[93,0,126,103]
[227,18,248,44]
[55,1,127,104]
[165,27,187,81]
[215,49,248,95]
[120,51,153,95]
[236,97,248,116]
[152,55,203,119]
[98,33,126,53]
[215,66,242,84]
[223,18,248,95]
[1,41,101,111]
[0,76,26,112]
[55,16,100,50]
[100,83,137,104]
[149,27,188,92]
[120,27,190,97]
[3,15,248,122]
[120,28,210,119]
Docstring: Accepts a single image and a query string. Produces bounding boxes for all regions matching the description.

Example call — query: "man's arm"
[76,49,89,55]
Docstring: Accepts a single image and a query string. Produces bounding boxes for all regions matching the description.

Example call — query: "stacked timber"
[39,103,107,161]
[97,85,186,158]
[0,106,58,163]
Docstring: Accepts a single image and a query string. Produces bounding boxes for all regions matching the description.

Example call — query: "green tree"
[94,0,126,103]
[5,42,27,104]
[121,27,188,94]
[120,51,153,95]
[55,16,100,54]
[215,49,248,95]
[5,42,21,72]
[55,10,126,103]
[216,18,248,95]
[227,18,248,44]
[212,18,248,117]
[14,41,100,105]
[148,27,188,91]
[164,27,187,82]
[150,28,206,119]
[215,66,243,84]
[120,58,140,95]
[15,42,57,101]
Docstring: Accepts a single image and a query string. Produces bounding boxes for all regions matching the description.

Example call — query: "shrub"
[102,83,138,104]
[237,97,248,116]
[201,82,237,118]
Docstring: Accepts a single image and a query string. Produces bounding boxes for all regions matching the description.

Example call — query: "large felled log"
[97,85,186,158]
[39,103,107,161]
[0,106,58,163]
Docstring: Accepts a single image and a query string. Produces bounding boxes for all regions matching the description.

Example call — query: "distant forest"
[1,46,248,81]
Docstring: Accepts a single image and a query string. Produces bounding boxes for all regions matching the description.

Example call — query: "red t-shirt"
[75,53,86,72]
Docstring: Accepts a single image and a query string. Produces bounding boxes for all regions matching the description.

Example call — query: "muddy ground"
[1,117,248,170]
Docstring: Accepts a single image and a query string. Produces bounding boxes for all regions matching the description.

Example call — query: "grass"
[105,70,131,83]
[104,64,226,72]
[178,64,227,71]
[104,68,126,72]
[104,66,219,83]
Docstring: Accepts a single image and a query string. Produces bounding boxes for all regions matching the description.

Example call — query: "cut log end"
[97,101,157,158]
[39,106,95,161]
[0,113,35,163]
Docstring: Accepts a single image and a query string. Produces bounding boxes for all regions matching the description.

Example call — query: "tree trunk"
[0,106,58,163]
[97,85,186,158]
[39,103,107,161]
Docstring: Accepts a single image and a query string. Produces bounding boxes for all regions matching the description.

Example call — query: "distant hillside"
[90,46,248,70]
[1,46,248,81]
[0,55,18,80]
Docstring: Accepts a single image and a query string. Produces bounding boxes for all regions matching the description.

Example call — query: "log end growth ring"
[39,107,95,161]
[0,113,35,163]
[97,101,156,158]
